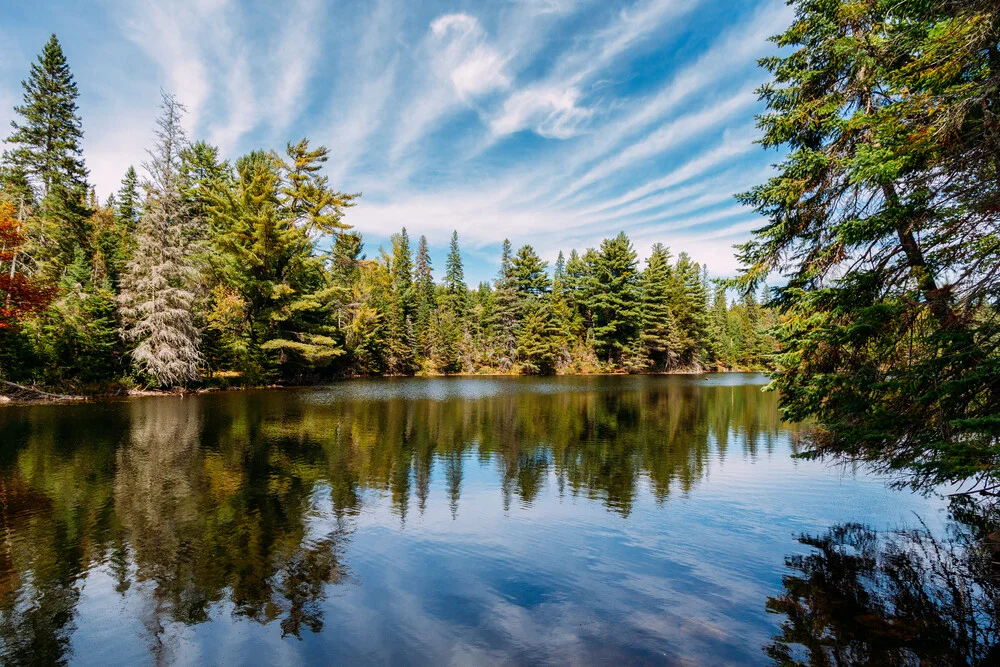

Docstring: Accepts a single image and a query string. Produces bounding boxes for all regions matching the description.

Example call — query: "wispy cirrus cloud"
[0,0,791,281]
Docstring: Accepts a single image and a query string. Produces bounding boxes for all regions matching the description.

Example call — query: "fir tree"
[119,93,202,387]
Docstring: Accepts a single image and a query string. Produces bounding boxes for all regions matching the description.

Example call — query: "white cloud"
[430,14,510,100]
[271,0,324,135]
[487,0,699,141]
[206,54,256,156]
[489,86,591,138]
[562,85,759,197]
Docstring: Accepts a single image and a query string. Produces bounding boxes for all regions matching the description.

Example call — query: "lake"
[0,374,984,665]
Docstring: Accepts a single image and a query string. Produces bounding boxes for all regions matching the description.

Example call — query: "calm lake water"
[0,374,973,665]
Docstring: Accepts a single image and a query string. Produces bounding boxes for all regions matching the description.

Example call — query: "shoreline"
[0,368,770,407]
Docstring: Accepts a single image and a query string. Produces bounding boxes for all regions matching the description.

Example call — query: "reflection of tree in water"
[0,379,794,663]
[0,406,125,666]
[765,505,1000,666]
[113,398,351,657]
[293,381,794,517]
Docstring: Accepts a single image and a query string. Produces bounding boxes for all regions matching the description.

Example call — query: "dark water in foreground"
[0,374,992,665]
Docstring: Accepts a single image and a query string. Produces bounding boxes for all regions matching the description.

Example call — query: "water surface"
[0,374,964,664]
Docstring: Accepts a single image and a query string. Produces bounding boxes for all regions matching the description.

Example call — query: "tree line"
[0,35,775,391]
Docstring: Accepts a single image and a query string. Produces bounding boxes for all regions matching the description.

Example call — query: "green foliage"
[736,0,1000,491]
[640,243,680,371]
[590,232,641,363]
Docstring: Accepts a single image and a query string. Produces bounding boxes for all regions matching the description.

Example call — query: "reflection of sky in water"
[300,372,771,404]
[1,376,950,666]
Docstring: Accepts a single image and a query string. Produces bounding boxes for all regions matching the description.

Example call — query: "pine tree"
[119,93,202,387]
[590,232,641,363]
[281,139,359,236]
[206,150,342,380]
[640,243,680,371]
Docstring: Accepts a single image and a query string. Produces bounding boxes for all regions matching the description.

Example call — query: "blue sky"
[0,0,791,284]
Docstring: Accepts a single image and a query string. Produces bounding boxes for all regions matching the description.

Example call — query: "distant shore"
[0,368,769,406]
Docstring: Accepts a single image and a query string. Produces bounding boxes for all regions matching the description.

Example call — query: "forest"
[0,36,774,393]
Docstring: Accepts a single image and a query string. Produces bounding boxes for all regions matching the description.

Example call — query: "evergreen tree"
[281,139,359,236]
[386,229,416,373]
[640,243,679,371]
[736,0,1000,490]
[115,166,141,231]
[119,93,202,387]
[442,230,466,314]
[590,232,640,363]
[670,252,709,367]
[206,150,341,381]
[490,239,518,370]
[330,231,364,289]
[511,244,550,298]
[6,35,87,198]
[516,298,560,375]
[707,284,731,368]
[5,34,91,274]
[391,228,414,317]
[413,234,435,360]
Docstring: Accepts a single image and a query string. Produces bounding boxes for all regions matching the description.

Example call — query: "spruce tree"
[386,228,415,373]
[6,35,87,197]
[119,93,202,387]
[511,244,551,298]
[442,230,466,314]
[391,228,414,318]
[707,284,731,368]
[115,166,141,231]
[640,243,680,371]
[5,34,91,273]
[490,239,518,370]
[516,298,560,375]
[413,235,435,360]
[590,232,641,363]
